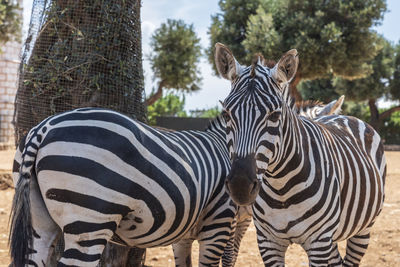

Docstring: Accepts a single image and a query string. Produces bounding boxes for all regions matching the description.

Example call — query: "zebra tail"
[9,172,33,267]
[9,134,37,267]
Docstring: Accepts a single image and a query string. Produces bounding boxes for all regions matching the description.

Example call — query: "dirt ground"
[0,150,399,266]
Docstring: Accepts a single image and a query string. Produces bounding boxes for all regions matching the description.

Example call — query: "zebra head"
[215,43,298,205]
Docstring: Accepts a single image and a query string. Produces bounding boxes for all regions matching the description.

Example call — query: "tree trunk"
[368,99,400,133]
[14,0,146,145]
[289,71,302,101]
[380,105,400,121]
[20,0,148,265]
[145,80,166,106]
[368,98,380,131]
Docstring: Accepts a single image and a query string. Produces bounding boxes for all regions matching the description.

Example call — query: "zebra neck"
[206,115,226,141]
[264,105,311,191]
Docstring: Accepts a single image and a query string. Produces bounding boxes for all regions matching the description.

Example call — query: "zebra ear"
[215,43,241,81]
[318,95,345,116]
[272,49,299,86]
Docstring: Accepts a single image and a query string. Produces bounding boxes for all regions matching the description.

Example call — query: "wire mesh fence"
[13,0,146,146]
[13,0,148,265]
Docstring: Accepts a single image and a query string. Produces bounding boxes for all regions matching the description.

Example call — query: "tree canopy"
[0,0,21,47]
[300,37,400,132]
[389,41,400,100]
[334,37,394,102]
[208,0,387,99]
[208,0,260,71]
[299,75,339,103]
[147,19,202,106]
[147,92,187,125]
[333,38,399,130]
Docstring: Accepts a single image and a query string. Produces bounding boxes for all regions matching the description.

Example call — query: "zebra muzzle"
[225,177,260,206]
[225,155,260,206]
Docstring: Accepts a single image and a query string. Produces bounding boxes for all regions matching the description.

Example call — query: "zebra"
[219,94,346,267]
[10,108,238,267]
[214,43,386,267]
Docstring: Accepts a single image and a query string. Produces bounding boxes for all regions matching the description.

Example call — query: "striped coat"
[215,43,386,267]
[10,108,236,267]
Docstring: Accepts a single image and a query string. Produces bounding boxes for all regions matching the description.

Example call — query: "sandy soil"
[0,150,399,266]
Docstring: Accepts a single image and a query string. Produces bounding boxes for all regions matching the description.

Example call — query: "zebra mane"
[206,115,226,134]
[250,53,298,112]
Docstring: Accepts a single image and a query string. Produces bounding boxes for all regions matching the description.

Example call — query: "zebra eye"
[268,111,281,122]
[222,110,231,122]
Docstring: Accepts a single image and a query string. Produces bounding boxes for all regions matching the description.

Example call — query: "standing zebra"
[220,94,346,267]
[215,43,386,267]
[10,108,237,267]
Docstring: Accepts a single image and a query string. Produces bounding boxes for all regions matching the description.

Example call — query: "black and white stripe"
[215,43,386,267]
[10,108,239,267]
[219,94,345,267]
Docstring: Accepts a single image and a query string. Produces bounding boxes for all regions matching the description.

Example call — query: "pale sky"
[23,0,400,112]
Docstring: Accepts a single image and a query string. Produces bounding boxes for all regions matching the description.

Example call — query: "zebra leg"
[198,238,227,267]
[257,238,288,267]
[342,228,371,267]
[99,243,146,267]
[254,221,288,267]
[98,242,130,267]
[195,191,236,266]
[197,213,234,266]
[222,215,252,267]
[172,239,194,267]
[57,225,116,267]
[29,177,61,266]
[306,238,342,267]
[221,216,237,267]
[328,243,342,266]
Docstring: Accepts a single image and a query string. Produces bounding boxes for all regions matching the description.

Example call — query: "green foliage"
[299,38,400,133]
[380,110,400,144]
[189,106,221,118]
[334,37,395,101]
[147,92,188,125]
[149,19,202,92]
[299,77,339,103]
[342,101,370,122]
[0,0,21,46]
[208,0,260,71]
[389,42,400,99]
[208,0,386,80]
[242,6,281,62]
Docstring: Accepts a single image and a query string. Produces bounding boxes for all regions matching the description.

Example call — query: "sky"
[22,0,400,112]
